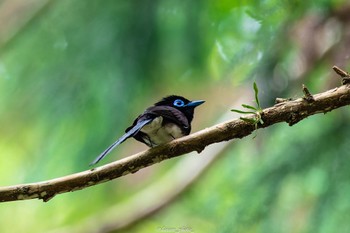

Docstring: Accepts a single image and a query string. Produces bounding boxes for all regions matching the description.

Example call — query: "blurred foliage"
[0,0,350,233]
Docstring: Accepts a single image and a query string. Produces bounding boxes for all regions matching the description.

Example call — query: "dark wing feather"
[145,106,191,134]
[90,118,153,165]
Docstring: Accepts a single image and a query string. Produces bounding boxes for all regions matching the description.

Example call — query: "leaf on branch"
[231,81,263,129]
[231,109,256,114]
[240,117,258,124]
[242,104,257,111]
[254,81,261,109]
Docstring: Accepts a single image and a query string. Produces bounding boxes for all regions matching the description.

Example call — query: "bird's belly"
[140,117,184,146]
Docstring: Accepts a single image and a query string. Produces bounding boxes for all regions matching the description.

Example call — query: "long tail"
[90,118,152,166]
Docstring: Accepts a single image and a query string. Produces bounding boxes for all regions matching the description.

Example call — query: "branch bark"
[1,70,350,203]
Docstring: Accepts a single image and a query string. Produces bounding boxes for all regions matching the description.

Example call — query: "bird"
[90,95,205,165]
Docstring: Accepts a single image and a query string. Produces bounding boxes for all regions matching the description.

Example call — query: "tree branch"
[1,67,350,203]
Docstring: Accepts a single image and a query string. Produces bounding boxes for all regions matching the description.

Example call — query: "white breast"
[140,116,184,147]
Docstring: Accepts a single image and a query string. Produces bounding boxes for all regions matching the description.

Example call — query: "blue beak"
[186,100,205,107]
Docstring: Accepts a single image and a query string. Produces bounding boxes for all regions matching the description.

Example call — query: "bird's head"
[155,95,205,122]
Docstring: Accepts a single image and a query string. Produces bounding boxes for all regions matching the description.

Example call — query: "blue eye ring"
[173,99,185,107]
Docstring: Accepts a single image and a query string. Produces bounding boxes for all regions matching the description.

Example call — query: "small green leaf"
[242,104,257,111]
[231,109,256,114]
[253,81,260,109]
[240,117,258,124]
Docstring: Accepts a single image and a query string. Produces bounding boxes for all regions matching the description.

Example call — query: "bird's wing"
[90,118,153,165]
[145,106,190,129]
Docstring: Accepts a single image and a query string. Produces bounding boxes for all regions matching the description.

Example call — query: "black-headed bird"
[90,95,204,165]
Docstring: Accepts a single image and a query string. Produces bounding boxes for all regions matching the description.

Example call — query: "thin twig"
[333,65,350,77]
[333,65,350,84]
[302,84,315,102]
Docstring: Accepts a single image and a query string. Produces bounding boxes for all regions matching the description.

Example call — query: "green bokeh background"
[1,1,350,232]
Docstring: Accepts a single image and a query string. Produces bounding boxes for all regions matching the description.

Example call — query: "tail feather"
[89,118,152,166]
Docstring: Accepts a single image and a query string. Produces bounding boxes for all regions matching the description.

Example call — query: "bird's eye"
[173,99,185,107]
